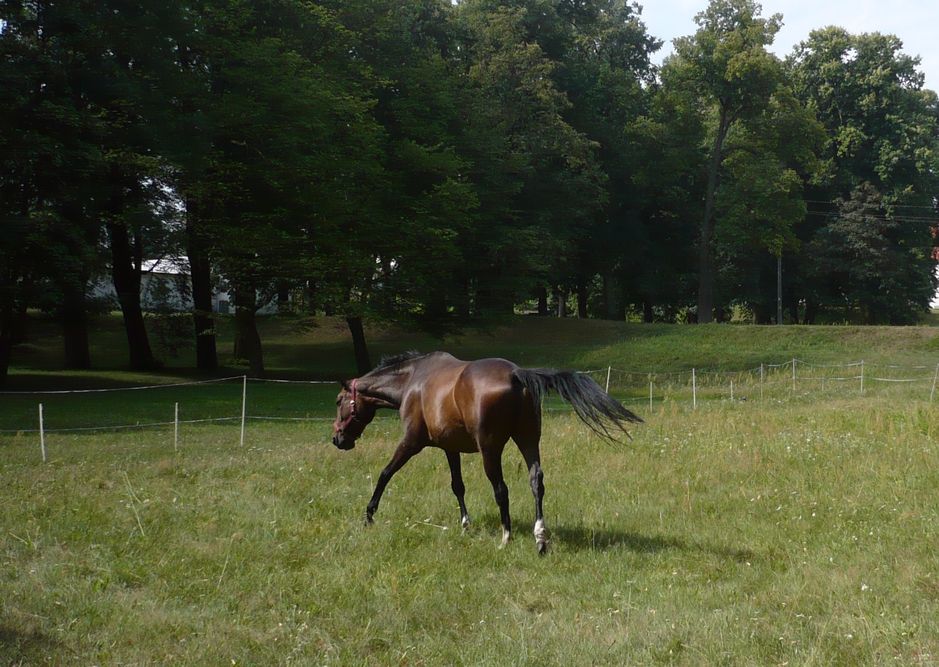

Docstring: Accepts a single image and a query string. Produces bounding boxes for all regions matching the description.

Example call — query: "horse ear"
[339,379,351,391]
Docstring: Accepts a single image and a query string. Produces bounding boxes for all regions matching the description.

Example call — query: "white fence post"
[174,402,179,453]
[605,366,611,394]
[760,363,764,401]
[930,363,938,402]
[240,375,247,447]
[730,380,734,402]
[649,375,653,412]
[860,361,865,395]
[39,403,46,463]
[692,368,697,410]
[792,358,796,393]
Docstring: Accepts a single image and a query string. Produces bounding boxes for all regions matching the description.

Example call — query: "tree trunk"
[786,295,800,325]
[804,299,817,325]
[577,284,589,319]
[108,222,158,370]
[642,300,654,323]
[454,275,471,319]
[0,299,13,387]
[425,287,447,323]
[303,280,317,314]
[753,303,772,324]
[11,297,29,345]
[536,286,548,316]
[277,283,290,313]
[602,273,626,321]
[697,108,731,324]
[61,285,90,369]
[554,286,567,318]
[185,197,218,371]
[233,287,263,375]
[346,316,371,375]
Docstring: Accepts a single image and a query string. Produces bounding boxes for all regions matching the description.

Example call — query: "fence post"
[174,402,179,453]
[39,403,46,463]
[730,380,734,402]
[649,375,653,412]
[240,375,247,447]
[930,363,938,402]
[792,358,796,393]
[860,360,865,395]
[760,363,764,401]
[605,366,611,394]
[692,368,697,410]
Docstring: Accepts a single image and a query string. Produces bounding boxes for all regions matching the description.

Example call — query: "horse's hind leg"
[515,432,548,554]
[446,451,470,530]
[481,447,511,548]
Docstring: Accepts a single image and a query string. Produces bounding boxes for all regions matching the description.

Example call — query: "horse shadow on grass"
[549,523,757,562]
[471,512,757,562]
[0,624,62,664]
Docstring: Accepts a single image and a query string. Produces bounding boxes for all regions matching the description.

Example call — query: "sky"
[639,0,939,93]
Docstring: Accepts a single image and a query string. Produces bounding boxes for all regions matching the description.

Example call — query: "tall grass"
[3,395,939,665]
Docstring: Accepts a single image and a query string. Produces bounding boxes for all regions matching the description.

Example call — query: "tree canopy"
[1,0,937,382]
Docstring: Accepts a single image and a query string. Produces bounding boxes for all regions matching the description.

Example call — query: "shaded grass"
[8,314,939,385]
[2,396,939,665]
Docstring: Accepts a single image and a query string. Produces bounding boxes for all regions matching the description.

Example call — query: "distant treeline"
[2,0,938,382]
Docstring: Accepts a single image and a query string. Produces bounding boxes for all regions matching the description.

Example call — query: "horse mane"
[372,350,426,373]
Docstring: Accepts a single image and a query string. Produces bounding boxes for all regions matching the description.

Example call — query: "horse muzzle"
[332,433,356,450]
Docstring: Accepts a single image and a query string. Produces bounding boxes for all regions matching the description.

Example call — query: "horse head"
[332,379,378,450]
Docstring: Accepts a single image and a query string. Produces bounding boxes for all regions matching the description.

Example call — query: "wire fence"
[2,358,938,462]
[571,357,939,412]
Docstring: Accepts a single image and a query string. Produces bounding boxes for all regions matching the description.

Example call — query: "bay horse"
[331,351,642,553]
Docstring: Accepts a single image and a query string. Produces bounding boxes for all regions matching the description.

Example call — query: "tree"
[666,0,783,323]
[454,0,606,317]
[321,0,476,365]
[553,0,666,320]
[0,0,117,371]
[713,86,824,322]
[172,0,384,375]
[808,184,937,323]
[621,82,706,322]
[788,27,939,322]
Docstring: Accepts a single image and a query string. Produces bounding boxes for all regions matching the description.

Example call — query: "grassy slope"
[7,312,939,384]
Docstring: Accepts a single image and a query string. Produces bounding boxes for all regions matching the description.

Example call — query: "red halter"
[335,378,359,432]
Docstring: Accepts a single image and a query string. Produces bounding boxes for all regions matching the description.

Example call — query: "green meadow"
[2,315,939,665]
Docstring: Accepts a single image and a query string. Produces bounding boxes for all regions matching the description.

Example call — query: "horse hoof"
[461,516,471,532]
[537,540,548,555]
[364,514,375,527]
[499,529,511,549]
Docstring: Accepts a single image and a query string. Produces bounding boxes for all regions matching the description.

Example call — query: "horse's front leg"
[445,450,470,530]
[365,439,424,525]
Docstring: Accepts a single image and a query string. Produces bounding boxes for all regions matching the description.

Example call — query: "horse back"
[415,356,531,451]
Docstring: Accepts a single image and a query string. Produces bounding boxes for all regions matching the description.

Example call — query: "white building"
[92,258,234,313]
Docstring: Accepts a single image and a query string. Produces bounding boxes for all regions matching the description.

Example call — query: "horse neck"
[358,367,412,408]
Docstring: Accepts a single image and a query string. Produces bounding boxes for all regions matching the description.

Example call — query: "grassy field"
[3,316,939,664]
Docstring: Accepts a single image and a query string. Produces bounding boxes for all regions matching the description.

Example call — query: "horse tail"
[513,368,643,442]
